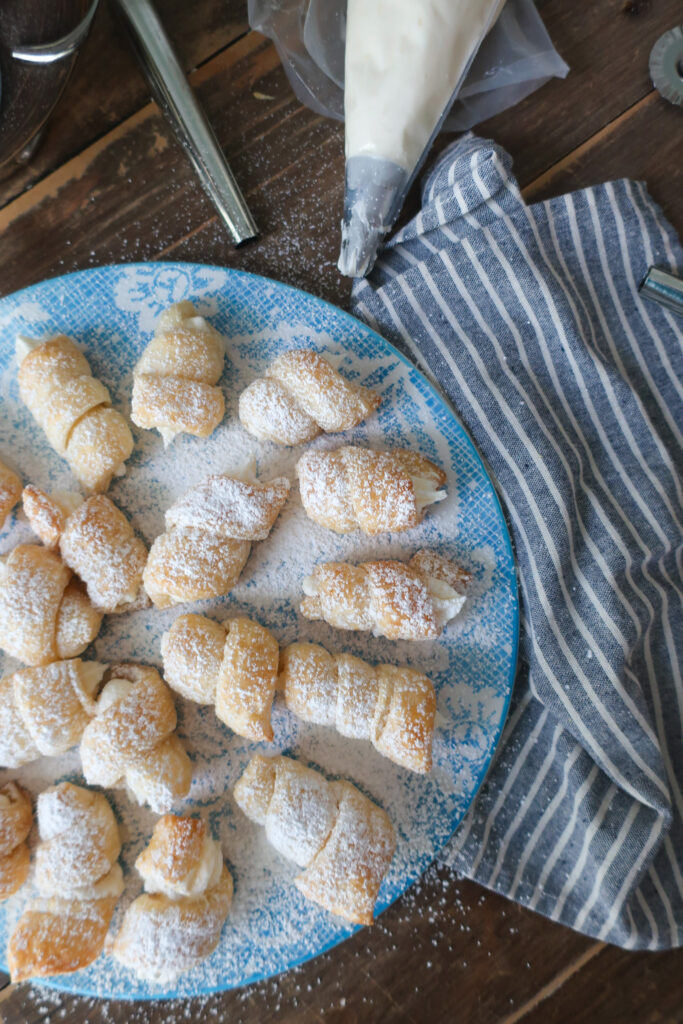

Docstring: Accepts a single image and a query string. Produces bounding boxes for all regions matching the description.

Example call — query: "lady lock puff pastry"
[8,782,123,981]
[0,544,103,666]
[131,301,225,444]
[300,548,472,640]
[238,349,381,445]
[0,659,104,768]
[297,445,447,534]
[161,614,279,742]
[279,644,436,773]
[162,612,438,771]
[23,486,148,614]
[113,815,233,983]
[234,755,395,925]
[143,471,290,609]
[79,664,192,814]
[17,334,133,492]
[0,460,21,529]
[0,782,32,901]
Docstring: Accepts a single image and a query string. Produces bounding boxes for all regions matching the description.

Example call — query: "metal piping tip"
[114,0,258,247]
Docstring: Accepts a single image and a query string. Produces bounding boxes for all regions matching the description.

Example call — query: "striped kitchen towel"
[351,133,683,949]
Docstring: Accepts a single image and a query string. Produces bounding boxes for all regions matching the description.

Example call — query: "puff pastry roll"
[161,614,279,743]
[234,755,395,924]
[17,335,134,492]
[0,659,104,768]
[300,548,471,641]
[239,350,381,446]
[297,446,447,535]
[8,782,123,981]
[0,544,103,666]
[79,663,192,813]
[0,782,32,901]
[0,460,21,529]
[131,301,225,445]
[23,486,148,614]
[113,814,233,983]
[144,472,290,609]
[279,644,436,773]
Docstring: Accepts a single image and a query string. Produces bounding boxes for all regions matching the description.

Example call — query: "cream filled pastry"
[8,782,123,981]
[17,334,133,492]
[296,445,447,534]
[143,471,290,609]
[23,487,149,614]
[0,461,21,530]
[113,815,233,984]
[300,548,471,640]
[234,755,395,925]
[79,664,192,814]
[0,544,103,666]
[131,301,226,445]
[0,782,32,902]
[239,349,381,445]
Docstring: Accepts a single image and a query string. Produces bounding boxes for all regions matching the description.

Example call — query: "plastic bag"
[249,0,568,275]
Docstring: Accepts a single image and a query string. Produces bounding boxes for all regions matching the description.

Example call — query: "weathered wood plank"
[0,0,249,207]
[515,943,683,1024]
[522,91,683,236]
[479,0,683,188]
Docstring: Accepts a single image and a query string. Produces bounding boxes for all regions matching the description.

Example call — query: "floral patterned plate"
[0,263,518,999]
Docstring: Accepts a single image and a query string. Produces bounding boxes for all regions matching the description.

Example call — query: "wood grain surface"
[0,1,681,1021]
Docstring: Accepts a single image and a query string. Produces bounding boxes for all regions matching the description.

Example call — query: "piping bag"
[339,0,505,278]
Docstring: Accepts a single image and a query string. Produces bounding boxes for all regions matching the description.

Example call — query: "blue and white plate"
[0,263,518,999]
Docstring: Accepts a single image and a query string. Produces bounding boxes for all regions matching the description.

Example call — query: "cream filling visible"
[15,334,42,366]
[96,678,134,714]
[140,834,223,899]
[427,576,467,629]
[302,575,318,598]
[411,474,447,513]
[79,662,107,702]
[158,426,179,447]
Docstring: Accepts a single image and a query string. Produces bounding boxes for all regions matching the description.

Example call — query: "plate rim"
[0,260,519,999]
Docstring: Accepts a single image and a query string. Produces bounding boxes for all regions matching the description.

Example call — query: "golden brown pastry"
[16,334,134,492]
[143,472,290,609]
[0,782,32,901]
[300,548,471,640]
[239,349,381,445]
[297,446,447,535]
[161,614,279,743]
[79,663,192,813]
[131,301,225,444]
[112,814,233,983]
[0,460,21,529]
[0,544,103,666]
[23,486,148,613]
[234,755,395,925]
[8,782,123,981]
[279,643,436,773]
[0,659,104,768]
[162,612,437,768]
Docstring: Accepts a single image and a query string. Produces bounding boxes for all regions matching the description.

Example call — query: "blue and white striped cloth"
[352,134,683,949]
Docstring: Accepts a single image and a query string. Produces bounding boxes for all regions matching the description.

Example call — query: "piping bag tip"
[337,155,408,278]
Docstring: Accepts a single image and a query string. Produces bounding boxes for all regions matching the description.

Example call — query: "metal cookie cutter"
[649,25,683,106]
[639,267,683,317]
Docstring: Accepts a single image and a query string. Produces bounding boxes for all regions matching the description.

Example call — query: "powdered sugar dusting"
[0,263,518,999]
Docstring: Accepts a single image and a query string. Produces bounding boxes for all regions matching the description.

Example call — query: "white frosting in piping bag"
[345,0,505,171]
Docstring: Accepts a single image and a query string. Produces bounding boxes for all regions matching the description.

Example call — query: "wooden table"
[0,2,681,1021]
